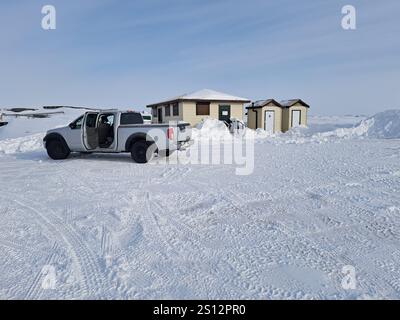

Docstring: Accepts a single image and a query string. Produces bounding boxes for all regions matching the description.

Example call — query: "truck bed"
[117,122,192,152]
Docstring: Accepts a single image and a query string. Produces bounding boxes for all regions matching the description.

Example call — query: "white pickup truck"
[43,110,192,163]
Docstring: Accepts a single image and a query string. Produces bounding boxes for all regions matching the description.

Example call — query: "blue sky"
[0,0,399,115]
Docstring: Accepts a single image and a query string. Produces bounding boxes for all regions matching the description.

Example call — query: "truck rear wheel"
[46,140,70,160]
[131,140,156,163]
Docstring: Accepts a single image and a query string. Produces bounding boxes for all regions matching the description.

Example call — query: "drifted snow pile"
[318,109,400,139]
[192,118,275,142]
[362,109,400,138]
[0,133,44,155]
[246,109,400,144]
[1,110,398,156]
[192,118,233,141]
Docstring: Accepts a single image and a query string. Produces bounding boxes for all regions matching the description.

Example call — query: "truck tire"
[46,139,70,160]
[131,140,156,163]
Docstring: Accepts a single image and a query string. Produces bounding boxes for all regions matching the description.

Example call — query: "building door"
[264,111,275,133]
[292,110,301,127]
[157,108,163,123]
[219,105,231,123]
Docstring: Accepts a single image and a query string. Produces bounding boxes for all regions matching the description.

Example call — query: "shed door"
[219,105,231,123]
[264,111,275,133]
[292,110,301,127]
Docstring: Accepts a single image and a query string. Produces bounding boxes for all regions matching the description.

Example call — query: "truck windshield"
[120,113,144,125]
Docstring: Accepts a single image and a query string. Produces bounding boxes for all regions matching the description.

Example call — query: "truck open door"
[83,112,99,150]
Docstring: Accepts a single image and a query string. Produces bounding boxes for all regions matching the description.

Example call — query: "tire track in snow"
[143,191,180,257]
[0,194,108,298]
[94,176,181,295]
[275,204,392,297]
[24,242,59,300]
[326,201,400,297]
[182,178,280,298]
[120,172,222,297]
[143,191,225,297]
[190,178,376,298]
[301,165,400,297]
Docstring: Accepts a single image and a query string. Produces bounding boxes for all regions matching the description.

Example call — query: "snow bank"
[1,110,398,157]
[317,120,371,139]
[0,133,44,155]
[192,118,279,142]
[192,118,233,141]
[307,115,366,134]
[318,110,400,140]
[362,109,400,139]
[239,110,400,145]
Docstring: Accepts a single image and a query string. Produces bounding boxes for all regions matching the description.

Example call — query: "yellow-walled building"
[147,89,250,127]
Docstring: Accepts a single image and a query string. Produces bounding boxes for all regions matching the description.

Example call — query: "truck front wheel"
[46,140,70,160]
[131,140,156,163]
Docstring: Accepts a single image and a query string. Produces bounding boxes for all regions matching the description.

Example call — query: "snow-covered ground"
[0,109,400,299]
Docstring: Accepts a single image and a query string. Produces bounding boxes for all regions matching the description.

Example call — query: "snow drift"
[0,133,44,155]
[1,110,399,157]
[319,109,400,140]
[243,109,400,144]
[361,109,400,139]
[192,118,233,141]
[192,118,277,142]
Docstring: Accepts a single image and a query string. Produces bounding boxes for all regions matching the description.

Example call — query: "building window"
[172,103,179,116]
[196,102,210,116]
[152,107,157,117]
[165,104,171,117]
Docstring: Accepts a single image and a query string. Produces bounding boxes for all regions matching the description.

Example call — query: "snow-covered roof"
[147,89,250,107]
[280,99,310,108]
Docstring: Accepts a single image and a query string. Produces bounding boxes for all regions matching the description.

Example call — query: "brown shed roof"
[280,99,310,108]
[246,99,283,109]
[247,99,310,109]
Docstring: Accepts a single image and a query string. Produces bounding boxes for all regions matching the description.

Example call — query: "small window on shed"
[196,102,210,116]
[120,113,144,125]
[165,104,171,117]
[172,103,179,116]
[152,108,158,117]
